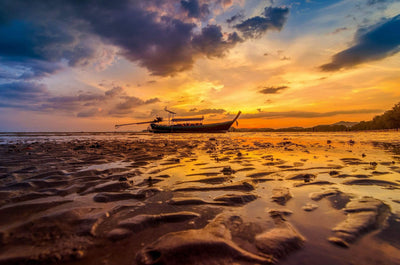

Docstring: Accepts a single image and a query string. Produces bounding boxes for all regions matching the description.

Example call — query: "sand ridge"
[0,132,399,264]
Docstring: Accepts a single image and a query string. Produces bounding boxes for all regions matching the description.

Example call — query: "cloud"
[47,94,104,104]
[77,108,104,118]
[259,86,288,94]
[0,16,103,79]
[46,87,126,106]
[0,0,247,77]
[241,109,383,119]
[331,27,348,35]
[0,81,51,111]
[320,15,400,71]
[0,81,48,100]
[366,0,396,9]
[145,98,161,104]
[114,97,146,111]
[181,0,209,19]
[234,6,289,39]
[226,12,244,24]
[218,0,233,8]
[367,0,388,4]
[191,108,226,115]
[192,25,243,58]
[161,108,226,117]
[85,5,197,76]
[105,86,124,97]
[109,96,160,116]
[0,82,160,117]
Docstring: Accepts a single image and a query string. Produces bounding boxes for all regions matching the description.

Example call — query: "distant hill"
[235,101,400,132]
[332,121,358,127]
[236,123,348,132]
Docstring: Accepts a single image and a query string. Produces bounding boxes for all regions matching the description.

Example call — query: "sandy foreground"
[0,132,399,265]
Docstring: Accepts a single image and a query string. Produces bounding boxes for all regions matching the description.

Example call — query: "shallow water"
[0,132,399,264]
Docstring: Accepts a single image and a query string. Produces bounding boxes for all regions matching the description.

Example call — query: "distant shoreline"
[233,128,400,133]
[0,129,399,134]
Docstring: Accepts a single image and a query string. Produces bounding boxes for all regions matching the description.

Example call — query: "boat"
[115,109,241,133]
[151,111,241,133]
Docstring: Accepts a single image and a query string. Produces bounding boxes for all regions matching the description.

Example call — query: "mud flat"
[0,132,399,265]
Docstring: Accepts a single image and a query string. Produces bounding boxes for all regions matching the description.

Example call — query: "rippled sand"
[0,132,399,265]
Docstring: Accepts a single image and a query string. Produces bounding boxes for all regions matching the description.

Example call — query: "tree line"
[350,102,400,131]
[234,102,400,132]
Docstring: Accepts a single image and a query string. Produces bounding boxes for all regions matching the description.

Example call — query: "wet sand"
[0,132,399,265]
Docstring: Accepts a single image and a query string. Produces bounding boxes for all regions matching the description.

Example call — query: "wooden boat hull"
[150,120,234,133]
[150,112,241,133]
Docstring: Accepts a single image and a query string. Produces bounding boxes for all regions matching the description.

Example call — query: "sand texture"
[0,132,399,265]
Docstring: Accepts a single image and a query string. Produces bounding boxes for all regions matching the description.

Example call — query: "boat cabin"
[171,117,204,126]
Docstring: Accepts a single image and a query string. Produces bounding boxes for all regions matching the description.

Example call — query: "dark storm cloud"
[45,87,126,106]
[17,60,64,80]
[79,3,199,76]
[0,0,245,77]
[235,17,270,39]
[263,6,289,29]
[0,19,88,67]
[0,9,94,79]
[320,15,400,71]
[47,94,104,104]
[36,87,124,113]
[0,57,64,80]
[0,71,18,79]
[42,87,159,116]
[0,82,47,100]
[241,109,383,119]
[0,81,50,111]
[181,0,209,19]
[0,82,159,117]
[0,20,46,59]
[259,86,288,94]
[234,6,289,39]
[192,25,243,57]
[226,12,244,24]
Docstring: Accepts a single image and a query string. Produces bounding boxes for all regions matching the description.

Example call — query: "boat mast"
[115,117,163,129]
[164,107,176,126]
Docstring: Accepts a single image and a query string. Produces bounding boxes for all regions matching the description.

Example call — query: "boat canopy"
[172,117,204,122]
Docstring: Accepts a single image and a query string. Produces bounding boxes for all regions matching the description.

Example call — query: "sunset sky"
[0,0,399,131]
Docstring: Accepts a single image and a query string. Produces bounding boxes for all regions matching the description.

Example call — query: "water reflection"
[0,131,399,264]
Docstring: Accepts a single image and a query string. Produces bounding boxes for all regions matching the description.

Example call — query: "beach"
[0,132,399,265]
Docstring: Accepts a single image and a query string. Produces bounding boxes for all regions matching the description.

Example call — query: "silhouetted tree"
[351,102,400,130]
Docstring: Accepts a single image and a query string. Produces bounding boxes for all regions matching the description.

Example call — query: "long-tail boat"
[115,108,241,133]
